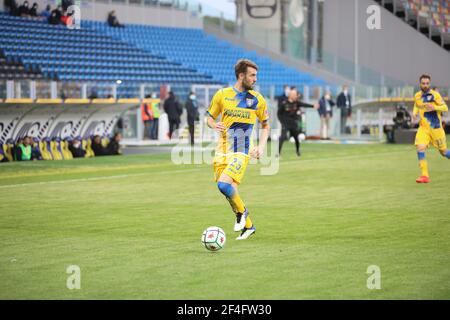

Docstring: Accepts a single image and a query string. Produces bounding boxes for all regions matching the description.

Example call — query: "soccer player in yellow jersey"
[206,59,270,240]
[413,74,449,183]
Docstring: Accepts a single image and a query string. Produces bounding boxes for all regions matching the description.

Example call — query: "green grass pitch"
[0,142,449,299]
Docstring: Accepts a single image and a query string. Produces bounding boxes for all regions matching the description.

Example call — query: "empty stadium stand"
[0,11,327,99]
[0,52,44,80]
[0,12,219,97]
[376,0,450,49]
[84,20,327,95]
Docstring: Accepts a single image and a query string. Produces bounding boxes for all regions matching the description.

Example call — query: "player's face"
[420,79,430,92]
[242,67,257,91]
[288,89,298,101]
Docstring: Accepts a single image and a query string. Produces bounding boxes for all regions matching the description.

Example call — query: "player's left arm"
[433,92,448,112]
[425,92,448,112]
[251,96,271,159]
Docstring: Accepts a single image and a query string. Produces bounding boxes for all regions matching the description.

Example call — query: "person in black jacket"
[17,0,30,16]
[107,133,122,155]
[164,91,183,139]
[48,5,62,25]
[336,85,352,134]
[68,138,86,158]
[29,2,38,17]
[107,10,124,28]
[278,87,317,157]
[91,135,108,156]
[277,85,290,106]
[6,0,19,16]
[30,137,42,160]
[185,92,199,146]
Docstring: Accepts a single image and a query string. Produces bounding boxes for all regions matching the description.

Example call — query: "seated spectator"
[29,2,38,17]
[40,4,51,19]
[107,10,124,28]
[15,136,33,161]
[68,138,86,158]
[5,0,19,16]
[31,137,42,160]
[12,137,23,161]
[107,133,122,156]
[91,135,108,156]
[48,5,62,25]
[18,0,31,17]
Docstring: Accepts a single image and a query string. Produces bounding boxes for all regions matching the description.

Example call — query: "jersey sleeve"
[413,99,419,116]
[433,91,448,112]
[206,89,223,120]
[255,94,269,123]
[413,92,423,115]
[413,104,419,116]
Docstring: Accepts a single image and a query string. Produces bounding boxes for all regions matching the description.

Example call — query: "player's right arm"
[206,89,226,133]
[207,116,226,133]
[412,102,419,122]
[412,92,422,123]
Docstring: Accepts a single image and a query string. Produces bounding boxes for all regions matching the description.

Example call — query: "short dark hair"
[234,59,258,80]
[420,74,431,82]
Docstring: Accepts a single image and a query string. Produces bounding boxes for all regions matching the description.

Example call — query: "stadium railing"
[1,78,449,145]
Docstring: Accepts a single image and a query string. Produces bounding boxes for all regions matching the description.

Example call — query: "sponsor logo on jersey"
[224,109,251,120]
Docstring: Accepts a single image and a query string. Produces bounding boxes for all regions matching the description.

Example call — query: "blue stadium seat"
[0,12,326,97]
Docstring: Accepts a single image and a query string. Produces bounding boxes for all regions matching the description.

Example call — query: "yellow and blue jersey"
[413,89,448,129]
[207,87,269,157]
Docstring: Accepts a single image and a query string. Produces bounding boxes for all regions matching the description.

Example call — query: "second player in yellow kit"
[413,75,450,183]
[206,59,271,240]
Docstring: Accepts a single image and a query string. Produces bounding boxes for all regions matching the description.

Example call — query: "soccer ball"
[201,226,226,252]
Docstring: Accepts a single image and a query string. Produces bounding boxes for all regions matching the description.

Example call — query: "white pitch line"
[0,168,201,189]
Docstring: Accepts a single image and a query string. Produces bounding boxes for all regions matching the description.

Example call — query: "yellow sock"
[229,193,245,214]
[226,197,238,214]
[227,192,253,228]
[419,160,429,177]
[245,215,253,229]
[418,152,429,177]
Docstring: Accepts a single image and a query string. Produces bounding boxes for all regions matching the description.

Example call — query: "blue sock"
[417,151,426,161]
[445,150,450,159]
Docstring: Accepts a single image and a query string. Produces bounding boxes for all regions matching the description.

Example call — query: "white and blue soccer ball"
[201,226,226,252]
